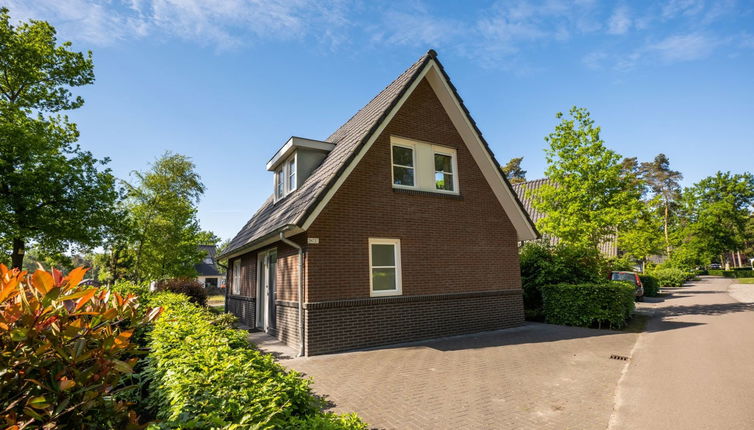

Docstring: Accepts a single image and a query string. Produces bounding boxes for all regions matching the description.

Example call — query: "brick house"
[218,50,538,356]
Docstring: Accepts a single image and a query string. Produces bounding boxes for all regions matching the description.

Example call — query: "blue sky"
[7,0,754,241]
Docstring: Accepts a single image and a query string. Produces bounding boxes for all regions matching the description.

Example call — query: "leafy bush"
[708,269,753,278]
[141,292,365,429]
[541,281,635,329]
[639,275,660,297]
[650,267,693,287]
[155,277,207,306]
[0,265,161,429]
[519,242,605,318]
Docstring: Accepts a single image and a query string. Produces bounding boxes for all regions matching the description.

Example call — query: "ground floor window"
[232,259,241,295]
[204,277,218,289]
[369,238,402,296]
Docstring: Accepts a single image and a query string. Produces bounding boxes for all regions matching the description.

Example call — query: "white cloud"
[648,33,718,62]
[607,6,631,35]
[370,3,461,48]
[661,0,706,19]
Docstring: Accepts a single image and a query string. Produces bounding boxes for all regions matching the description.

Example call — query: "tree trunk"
[11,238,25,269]
[736,250,743,268]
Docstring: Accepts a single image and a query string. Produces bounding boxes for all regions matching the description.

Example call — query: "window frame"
[274,168,284,200]
[390,143,417,189]
[432,148,459,193]
[368,238,402,297]
[232,259,241,295]
[287,154,297,193]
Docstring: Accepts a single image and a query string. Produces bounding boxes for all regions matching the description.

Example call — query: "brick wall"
[227,295,255,327]
[306,77,522,303]
[305,291,524,356]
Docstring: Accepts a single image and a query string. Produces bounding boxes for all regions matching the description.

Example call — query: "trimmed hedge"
[649,267,693,288]
[639,275,660,297]
[541,281,636,329]
[708,268,753,278]
[142,292,365,429]
[155,278,208,306]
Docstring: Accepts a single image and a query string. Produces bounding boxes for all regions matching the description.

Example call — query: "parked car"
[610,271,644,301]
[709,263,722,270]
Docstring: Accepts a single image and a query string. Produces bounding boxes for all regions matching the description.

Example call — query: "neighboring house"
[218,50,538,356]
[195,244,225,289]
[511,178,618,257]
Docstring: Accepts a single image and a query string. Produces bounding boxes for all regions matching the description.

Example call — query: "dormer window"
[266,137,335,201]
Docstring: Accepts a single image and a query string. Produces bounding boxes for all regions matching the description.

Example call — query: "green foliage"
[708,269,752,278]
[155,278,208,306]
[638,154,683,256]
[649,267,693,287]
[541,282,636,329]
[519,241,605,317]
[0,265,160,429]
[124,152,207,282]
[639,275,660,297]
[501,157,526,184]
[140,292,366,429]
[532,107,643,251]
[0,8,119,269]
[674,172,754,265]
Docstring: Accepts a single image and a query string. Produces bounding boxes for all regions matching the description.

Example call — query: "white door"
[257,250,276,332]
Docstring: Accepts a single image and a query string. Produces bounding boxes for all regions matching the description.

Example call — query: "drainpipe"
[280,231,304,357]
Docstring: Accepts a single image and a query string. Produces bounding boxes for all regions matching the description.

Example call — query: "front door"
[257,250,277,332]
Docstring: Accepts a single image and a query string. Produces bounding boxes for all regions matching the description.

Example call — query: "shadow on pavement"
[659,302,754,318]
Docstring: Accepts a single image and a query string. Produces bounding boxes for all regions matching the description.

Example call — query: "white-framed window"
[274,154,297,200]
[391,144,415,188]
[434,151,456,192]
[287,157,297,192]
[390,136,459,194]
[369,238,402,297]
[275,168,284,199]
[232,259,241,295]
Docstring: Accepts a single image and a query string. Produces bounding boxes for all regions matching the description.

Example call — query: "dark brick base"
[303,290,524,356]
[276,301,301,352]
[227,295,255,327]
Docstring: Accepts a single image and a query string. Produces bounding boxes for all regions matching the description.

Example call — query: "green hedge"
[649,267,693,287]
[541,282,636,329]
[639,275,660,297]
[142,292,365,429]
[708,269,753,278]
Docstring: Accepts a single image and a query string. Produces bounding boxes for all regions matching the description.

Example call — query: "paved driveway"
[609,276,754,430]
[282,323,638,429]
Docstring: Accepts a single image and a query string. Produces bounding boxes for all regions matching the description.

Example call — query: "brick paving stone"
[280,323,638,429]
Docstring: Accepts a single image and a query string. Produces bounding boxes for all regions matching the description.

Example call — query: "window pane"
[371,244,395,266]
[392,146,413,166]
[393,166,414,186]
[372,268,396,291]
[435,172,454,191]
[434,153,453,172]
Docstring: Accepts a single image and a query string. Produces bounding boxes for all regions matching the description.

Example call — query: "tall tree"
[0,8,119,268]
[501,157,527,184]
[531,107,642,250]
[675,171,754,266]
[639,153,683,256]
[126,152,206,282]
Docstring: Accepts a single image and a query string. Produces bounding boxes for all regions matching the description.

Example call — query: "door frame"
[256,248,277,332]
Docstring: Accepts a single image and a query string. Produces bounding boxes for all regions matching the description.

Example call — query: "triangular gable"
[300,51,539,241]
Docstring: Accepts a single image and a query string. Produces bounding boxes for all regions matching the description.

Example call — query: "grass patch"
[736,278,754,284]
[207,294,225,312]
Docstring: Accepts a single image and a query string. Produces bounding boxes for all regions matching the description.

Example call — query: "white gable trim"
[300,60,537,241]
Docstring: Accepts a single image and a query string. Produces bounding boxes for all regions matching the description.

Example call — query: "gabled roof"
[511,178,553,224]
[219,50,538,260]
[195,244,221,276]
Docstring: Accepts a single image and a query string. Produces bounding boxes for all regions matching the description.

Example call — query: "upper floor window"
[390,136,459,194]
[392,145,415,187]
[274,154,297,200]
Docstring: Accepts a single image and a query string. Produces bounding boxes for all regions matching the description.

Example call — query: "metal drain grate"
[610,354,630,361]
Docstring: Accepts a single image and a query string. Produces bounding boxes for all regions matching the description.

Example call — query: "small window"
[232,259,241,295]
[203,256,213,265]
[287,157,296,192]
[392,145,415,187]
[275,169,284,199]
[369,238,402,296]
[434,152,455,191]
